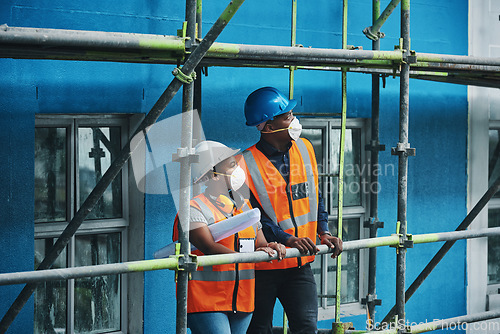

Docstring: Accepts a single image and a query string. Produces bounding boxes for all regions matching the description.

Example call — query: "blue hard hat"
[244,87,297,126]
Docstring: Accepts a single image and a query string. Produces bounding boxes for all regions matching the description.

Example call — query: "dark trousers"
[247,263,318,334]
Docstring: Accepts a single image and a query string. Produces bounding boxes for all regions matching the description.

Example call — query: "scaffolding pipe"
[381,174,500,325]
[194,0,203,145]
[288,0,297,101]
[416,52,500,66]
[394,0,411,327]
[0,24,187,51]
[409,310,500,333]
[0,1,246,332]
[0,227,499,287]
[363,0,401,41]
[343,310,500,334]
[4,43,500,84]
[3,25,500,68]
[365,0,383,326]
[335,0,348,323]
[283,2,299,331]
[174,1,197,332]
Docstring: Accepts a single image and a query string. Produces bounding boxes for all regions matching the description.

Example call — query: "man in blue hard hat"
[239,87,343,334]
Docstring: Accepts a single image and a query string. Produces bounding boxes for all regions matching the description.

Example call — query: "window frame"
[301,117,370,319]
[34,114,134,334]
[487,120,500,298]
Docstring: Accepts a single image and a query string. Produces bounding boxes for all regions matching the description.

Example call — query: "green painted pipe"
[1,227,499,286]
[363,0,401,41]
[335,0,348,321]
[4,25,500,68]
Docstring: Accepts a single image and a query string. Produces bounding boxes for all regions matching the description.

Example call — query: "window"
[34,116,134,334]
[487,125,500,305]
[301,118,369,319]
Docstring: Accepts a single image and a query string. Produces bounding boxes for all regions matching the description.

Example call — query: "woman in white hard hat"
[172,140,286,334]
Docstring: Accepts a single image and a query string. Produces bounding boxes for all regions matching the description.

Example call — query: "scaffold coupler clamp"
[171,243,198,282]
[361,293,382,307]
[364,217,384,230]
[176,21,200,51]
[397,322,412,334]
[391,222,414,254]
[394,41,417,72]
[363,25,385,41]
[405,50,417,64]
[391,142,416,157]
[172,67,197,84]
[332,322,354,334]
[365,139,386,153]
[172,147,199,164]
[386,315,411,334]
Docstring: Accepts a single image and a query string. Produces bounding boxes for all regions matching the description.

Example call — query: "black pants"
[247,264,318,334]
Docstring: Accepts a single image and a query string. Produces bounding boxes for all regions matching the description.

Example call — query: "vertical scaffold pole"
[335,0,348,324]
[283,2,298,332]
[194,0,203,145]
[366,0,383,327]
[176,1,197,333]
[288,0,297,101]
[395,0,411,329]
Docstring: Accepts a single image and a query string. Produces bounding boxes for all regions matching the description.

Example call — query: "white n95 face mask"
[260,116,302,141]
[288,117,302,141]
[230,165,246,191]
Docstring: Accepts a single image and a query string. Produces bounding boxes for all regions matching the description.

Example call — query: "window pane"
[74,233,121,333]
[488,209,500,284]
[301,128,325,172]
[326,218,360,305]
[79,127,122,219]
[331,129,362,207]
[35,127,67,223]
[488,129,500,198]
[34,239,67,333]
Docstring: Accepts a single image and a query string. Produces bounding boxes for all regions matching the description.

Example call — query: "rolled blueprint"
[154,208,261,259]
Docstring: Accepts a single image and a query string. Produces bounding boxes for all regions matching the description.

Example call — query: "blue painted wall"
[0,0,468,333]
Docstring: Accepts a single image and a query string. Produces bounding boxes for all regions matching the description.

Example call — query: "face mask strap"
[213,171,233,178]
[260,116,296,134]
[260,124,293,134]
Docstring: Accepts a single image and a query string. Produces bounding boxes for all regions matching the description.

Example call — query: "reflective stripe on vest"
[241,150,279,223]
[193,197,216,226]
[191,268,255,282]
[296,138,318,223]
[242,139,318,231]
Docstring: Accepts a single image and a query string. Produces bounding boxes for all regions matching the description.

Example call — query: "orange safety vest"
[239,138,319,270]
[173,193,257,313]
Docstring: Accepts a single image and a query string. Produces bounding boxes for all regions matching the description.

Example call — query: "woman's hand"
[256,241,286,261]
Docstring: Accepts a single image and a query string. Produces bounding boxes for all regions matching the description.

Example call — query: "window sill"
[318,302,366,321]
[35,218,128,237]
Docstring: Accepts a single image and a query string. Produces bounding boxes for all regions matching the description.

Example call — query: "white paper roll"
[154,208,261,259]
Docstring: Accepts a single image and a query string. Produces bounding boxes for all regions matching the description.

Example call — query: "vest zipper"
[232,233,239,313]
[285,180,302,267]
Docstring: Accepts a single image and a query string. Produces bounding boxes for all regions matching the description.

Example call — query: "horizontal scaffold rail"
[339,310,500,334]
[0,226,499,287]
[1,25,499,88]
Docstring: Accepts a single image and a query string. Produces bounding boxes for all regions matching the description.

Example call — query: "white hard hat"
[192,140,240,184]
